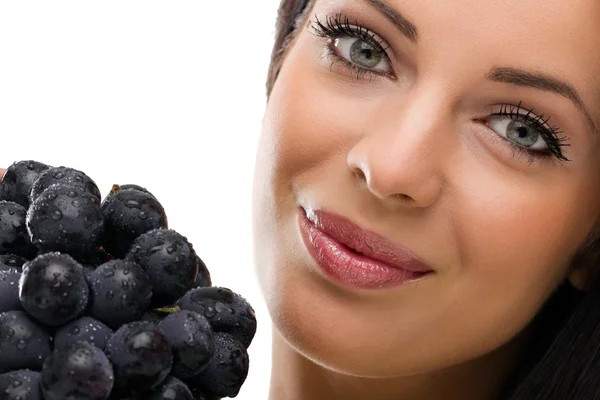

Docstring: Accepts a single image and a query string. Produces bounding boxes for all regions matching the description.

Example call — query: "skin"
[1,1,598,397]
[252,0,600,399]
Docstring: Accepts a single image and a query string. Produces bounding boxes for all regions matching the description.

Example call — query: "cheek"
[262,52,388,184]
[443,159,599,337]
[456,170,594,283]
[254,43,384,302]
[254,31,600,378]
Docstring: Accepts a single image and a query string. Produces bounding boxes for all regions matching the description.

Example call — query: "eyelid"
[348,24,391,53]
[312,13,399,67]
[489,102,566,139]
[484,102,571,162]
[331,37,392,74]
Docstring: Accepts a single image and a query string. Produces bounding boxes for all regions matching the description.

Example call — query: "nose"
[347,93,447,209]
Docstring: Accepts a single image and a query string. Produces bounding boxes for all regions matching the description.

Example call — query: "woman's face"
[253,0,600,377]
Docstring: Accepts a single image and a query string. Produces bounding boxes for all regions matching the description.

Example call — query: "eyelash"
[310,13,393,81]
[309,13,572,165]
[488,102,571,164]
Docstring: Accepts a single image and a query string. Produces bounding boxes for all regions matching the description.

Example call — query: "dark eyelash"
[309,13,392,81]
[310,14,571,165]
[311,13,390,51]
[490,102,571,164]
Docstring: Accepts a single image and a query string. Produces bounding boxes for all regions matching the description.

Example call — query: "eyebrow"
[363,0,418,42]
[486,67,597,132]
[359,0,597,133]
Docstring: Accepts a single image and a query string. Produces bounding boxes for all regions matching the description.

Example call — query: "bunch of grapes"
[0,161,256,400]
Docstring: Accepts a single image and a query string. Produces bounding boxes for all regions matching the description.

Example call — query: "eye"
[484,103,570,163]
[487,117,549,151]
[331,37,391,74]
[310,14,395,80]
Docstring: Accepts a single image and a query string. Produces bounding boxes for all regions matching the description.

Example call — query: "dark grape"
[19,252,89,326]
[0,369,44,400]
[185,333,249,399]
[157,310,214,379]
[125,229,198,307]
[140,310,165,325]
[87,260,153,329]
[0,160,254,399]
[27,184,105,259]
[37,246,111,269]
[178,287,256,349]
[54,316,113,351]
[0,160,50,208]
[29,166,101,204]
[105,321,173,392]
[82,263,97,277]
[0,254,28,272]
[41,341,114,400]
[119,184,156,198]
[192,255,212,288]
[189,386,220,400]
[0,310,52,373]
[0,201,36,258]
[0,269,23,312]
[133,376,194,400]
[101,186,168,258]
[188,386,223,400]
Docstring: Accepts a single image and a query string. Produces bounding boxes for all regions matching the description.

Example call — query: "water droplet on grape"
[51,209,63,220]
[103,269,115,277]
[204,306,217,318]
[126,199,140,208]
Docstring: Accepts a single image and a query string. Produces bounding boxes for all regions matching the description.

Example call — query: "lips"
[303,207,433,274]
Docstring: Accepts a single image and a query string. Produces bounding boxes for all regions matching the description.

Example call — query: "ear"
[568,242,600,291]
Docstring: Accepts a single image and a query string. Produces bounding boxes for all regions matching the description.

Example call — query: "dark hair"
[266,1,600,398]
[266,0,314,97]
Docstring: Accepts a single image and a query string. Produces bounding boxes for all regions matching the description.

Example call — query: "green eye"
[332,37,391,74]
[505,120,540,147]
[310,15,393,77]
[349,40,384,69]
[488,115,548,152]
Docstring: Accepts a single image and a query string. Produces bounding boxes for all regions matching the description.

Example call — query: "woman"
[253,0,600,399]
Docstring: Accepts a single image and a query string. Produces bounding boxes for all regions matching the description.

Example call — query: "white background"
[0,1,281,399]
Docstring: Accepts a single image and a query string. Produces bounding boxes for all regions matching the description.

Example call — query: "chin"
[262,260,428,379]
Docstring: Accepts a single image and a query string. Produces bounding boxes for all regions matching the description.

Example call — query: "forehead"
[314,0,600,38]
[313,0,600,110]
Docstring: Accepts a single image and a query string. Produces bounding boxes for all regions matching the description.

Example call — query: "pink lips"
[298,207,433,289]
